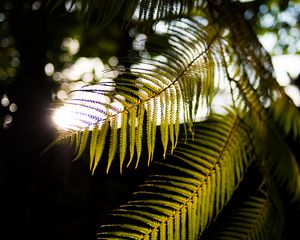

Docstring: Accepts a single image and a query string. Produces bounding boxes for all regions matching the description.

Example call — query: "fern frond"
[214,14,300,205]
[91,119,109,174]
[211,0,300,142]
[211,7,300,204]
[96,110,255,239]
[46,0,207,25]
[209,0,277,97]
[256,124,300,204]
[52,18,221,173]
[229,74,300,205]
[230,73,300,204]
[227,57,300,203]
[127,0,207,22]
[224,67,300,204]
[203,181,285,240]
[269,95,300,140]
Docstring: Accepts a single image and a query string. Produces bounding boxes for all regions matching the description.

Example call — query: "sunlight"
[259,24,300,107]
[62,57,100,81]
[272,55,300,86]
[284,85,300,106]
[153,21,169,35]
[272,54,300,106]
[259,33,277,53]
[49,57,118,102]
[52,106,75,130]
[61,37,80,55]
[53,103,102,131]
[52,104,101,131]
[52,83,113,130]
[51,11,300,132]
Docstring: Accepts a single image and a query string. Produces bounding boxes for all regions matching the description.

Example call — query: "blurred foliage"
[45,0,126,28]
[0,1,20,86]
[41,6,129,79]
[0,0,299,130]
[241,0,300,55]
[1,0,298,89]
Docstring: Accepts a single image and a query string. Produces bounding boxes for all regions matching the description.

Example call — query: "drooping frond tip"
[50,18,222,174]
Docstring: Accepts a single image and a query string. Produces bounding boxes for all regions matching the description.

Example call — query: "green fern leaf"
[73,128,89,161]
[203,181,285,240]
[90,125,100,169]
[107,116,118,173]
[136,105,145,168]
[51,18,221,173]
[127,0,205,22]
[92,119,110,174]
[257,127,300,204]
[120,111,128,173]
[96,110,255,239]
[270,95,300,140]
[214,9,300,204]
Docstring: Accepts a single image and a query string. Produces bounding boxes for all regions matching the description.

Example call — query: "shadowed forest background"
[1,0,300,239]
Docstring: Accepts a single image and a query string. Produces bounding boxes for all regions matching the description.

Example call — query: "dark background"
[0,1,143,239]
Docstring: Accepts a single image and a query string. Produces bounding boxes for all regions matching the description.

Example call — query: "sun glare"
[272,54,300,106]
[52,106,75,130]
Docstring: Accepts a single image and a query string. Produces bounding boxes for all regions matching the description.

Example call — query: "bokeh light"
[49,35,122,129]
[1,94,9,107]
[44,63,54,76]
[0,4,20,84]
